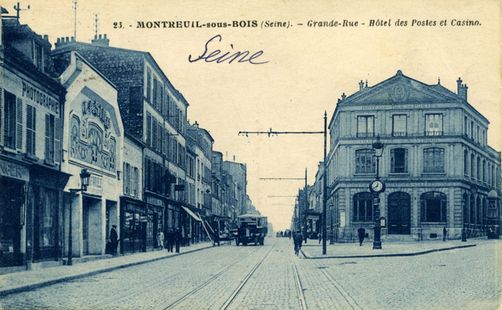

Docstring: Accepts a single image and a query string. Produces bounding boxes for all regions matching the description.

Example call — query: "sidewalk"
[0,241,221,297]
[300,239,490,259]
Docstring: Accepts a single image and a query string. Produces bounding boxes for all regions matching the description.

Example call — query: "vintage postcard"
[0,0,500,309]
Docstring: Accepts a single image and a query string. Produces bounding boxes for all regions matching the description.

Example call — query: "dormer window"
[33,42,43,71]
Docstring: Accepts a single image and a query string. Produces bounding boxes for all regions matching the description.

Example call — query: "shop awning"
[181,206,203,222]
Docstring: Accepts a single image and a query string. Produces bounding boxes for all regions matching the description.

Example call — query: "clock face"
[369,180,385,193]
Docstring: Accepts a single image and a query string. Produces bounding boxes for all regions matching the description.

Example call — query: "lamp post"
[67,169,91,265]
[369,136,384,250]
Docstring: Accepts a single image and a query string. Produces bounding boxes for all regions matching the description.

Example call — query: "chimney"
[457,77,468,100]
[358,80,364,91]
[55,36,75,49]
[91,33,110,46]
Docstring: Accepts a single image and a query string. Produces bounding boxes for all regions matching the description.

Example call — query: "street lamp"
[67,169,91,265]
[369,136,384,250]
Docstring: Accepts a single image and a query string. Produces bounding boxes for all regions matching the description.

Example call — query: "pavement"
[0,241,220,297]
[0,238,499,309]
[300,239,480,259]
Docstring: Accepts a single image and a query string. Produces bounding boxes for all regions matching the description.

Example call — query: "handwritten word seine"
[188,34,269,65]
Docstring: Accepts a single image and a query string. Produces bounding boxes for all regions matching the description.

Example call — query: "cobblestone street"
[0,238,500,310]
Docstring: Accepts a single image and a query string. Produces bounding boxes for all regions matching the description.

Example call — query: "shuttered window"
[26,105,36,155]
[0,88,3,146]
[16,98,23,150]
[124,163,130,195]
[146,113,152,146]
[45,114,55,163]
[54,117,62,163]
[4,91,19,149]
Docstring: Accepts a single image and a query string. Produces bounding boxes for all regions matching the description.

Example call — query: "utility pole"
[239,111,329,255]
[72,0,77,40]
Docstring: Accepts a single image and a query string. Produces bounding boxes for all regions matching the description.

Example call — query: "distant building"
[327,70,501,242]
[222,161,247,215]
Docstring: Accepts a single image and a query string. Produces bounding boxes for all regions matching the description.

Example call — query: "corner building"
[327,70,501,242]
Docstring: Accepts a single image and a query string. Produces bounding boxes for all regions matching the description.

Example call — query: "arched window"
[353,192,373,222]
[470,195,475,224]
[420,191,447,222]
[471,154,475,179]
[391,148,408,173]
[464,150,469,176]
[482,160,486,183]
[355,149,375,174]
[423,148,444,173]
[476,156,481,180]
[463,194,469,225]
[476,197,482,225]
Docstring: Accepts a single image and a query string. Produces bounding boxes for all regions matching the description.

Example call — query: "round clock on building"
[369,179,385,193]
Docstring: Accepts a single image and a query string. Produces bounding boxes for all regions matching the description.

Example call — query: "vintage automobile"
[235,214,268,246]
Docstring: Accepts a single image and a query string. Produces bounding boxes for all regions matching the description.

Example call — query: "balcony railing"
[425,130,443,136]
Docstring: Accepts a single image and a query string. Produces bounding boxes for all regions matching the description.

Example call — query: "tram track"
[161,243,273,310]
[293,263,308,310]
[219,243,275,310]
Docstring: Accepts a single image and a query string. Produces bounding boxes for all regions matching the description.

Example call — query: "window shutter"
[16,98,23,150]
[54,116,61,162]
[45,114,50,160]
[146,113,152,145]
[0,88,3,146]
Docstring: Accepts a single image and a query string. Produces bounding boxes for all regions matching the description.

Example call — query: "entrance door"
[388,192,411,234]
[82,200,90,255]
[0,179,23,267]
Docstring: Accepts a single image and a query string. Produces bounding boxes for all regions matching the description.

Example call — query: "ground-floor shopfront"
[63,189,119,258]
[0,157,68,270]
[121,195,163,254]
[330,181,500,243]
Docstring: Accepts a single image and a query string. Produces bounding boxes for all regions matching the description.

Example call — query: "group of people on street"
[160,229,182,253]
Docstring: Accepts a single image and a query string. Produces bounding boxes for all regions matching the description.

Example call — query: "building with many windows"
[327,70,501,242]
[0,17,68,269]
[54,51,124,258]
[52,34,190,252]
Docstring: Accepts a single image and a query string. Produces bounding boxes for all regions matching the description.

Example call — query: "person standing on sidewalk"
[443,226,447,242]
[175,228,181,253]
[293,231,302,256]
[157,231,164,250]
[357,227,366,246]
[110,225,119,256]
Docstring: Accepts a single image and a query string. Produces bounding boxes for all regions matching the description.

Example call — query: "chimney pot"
[358,80,364,91]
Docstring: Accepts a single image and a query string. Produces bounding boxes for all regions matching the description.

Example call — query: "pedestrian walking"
[110,225,119,256]
[293,231,303,256]
[175,228,181,253]
[443,226,447,242]
[357,227,365,246]
[166,229,174,252]
[318,233,322,244]
[157,231,164,250]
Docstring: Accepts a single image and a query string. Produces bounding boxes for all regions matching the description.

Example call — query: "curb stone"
[0,243,225,297]
[300,243,476,259]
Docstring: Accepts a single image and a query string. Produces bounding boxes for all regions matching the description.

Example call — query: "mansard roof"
[339,70,463,106]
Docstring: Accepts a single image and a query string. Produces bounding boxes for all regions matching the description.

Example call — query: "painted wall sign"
[69,91,118,173]
[0,159,30,182]
[21,81,60,116]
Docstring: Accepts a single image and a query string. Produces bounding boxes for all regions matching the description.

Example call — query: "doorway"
[388,192,411,234]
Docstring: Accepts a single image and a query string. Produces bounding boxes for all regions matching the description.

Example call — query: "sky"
[4,0,500,231]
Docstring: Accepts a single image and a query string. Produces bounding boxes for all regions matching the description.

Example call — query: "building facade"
[55,51,124,257]
[327,70,501,242]
[52,35,190,249]
[1,18,68,270]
